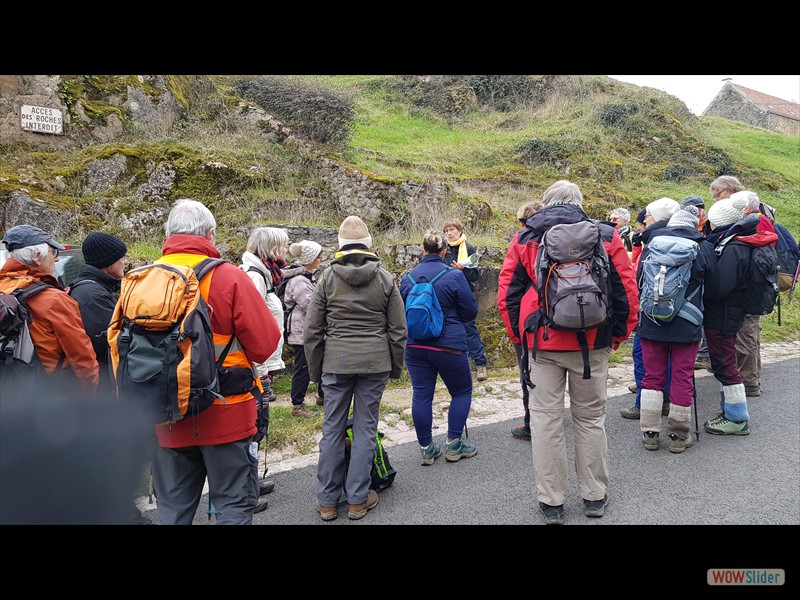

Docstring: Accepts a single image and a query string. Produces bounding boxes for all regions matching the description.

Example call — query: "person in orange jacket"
[1,224,99,392]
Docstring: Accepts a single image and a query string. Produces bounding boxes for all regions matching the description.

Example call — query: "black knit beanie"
[82,232,127,268]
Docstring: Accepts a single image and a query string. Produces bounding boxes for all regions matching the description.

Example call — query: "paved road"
[145,354,799,529]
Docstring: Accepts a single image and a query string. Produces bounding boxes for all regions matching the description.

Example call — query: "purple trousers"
[640,339,699,407]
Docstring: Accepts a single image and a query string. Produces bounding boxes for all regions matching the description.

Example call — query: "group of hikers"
[0,173,796,525]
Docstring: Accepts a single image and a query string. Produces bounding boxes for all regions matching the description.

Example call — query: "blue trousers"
[632,334,670,408]
[405,347,473,445]
[465,318,487,366]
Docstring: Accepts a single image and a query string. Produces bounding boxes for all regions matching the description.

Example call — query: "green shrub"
[233,76,356,149]
[515,138,569,167]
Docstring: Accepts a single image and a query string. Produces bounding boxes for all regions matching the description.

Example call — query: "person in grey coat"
[304,216,407,522]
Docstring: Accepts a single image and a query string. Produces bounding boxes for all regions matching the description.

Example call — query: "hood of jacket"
[640,219,671,245]
[329,250,382,286]
[525,203,592,236]
[162,234,221,258]
[650,225,706,244]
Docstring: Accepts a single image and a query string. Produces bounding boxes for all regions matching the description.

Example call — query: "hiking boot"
[584,493,608,518]
[259,478,275,496]
[620,405,640,419]
[511,425,532,441]
[642,431,660,451]
[315,393,324,406]
[476,365,488,381]
[539,502,564,525]
[444,437,478,462]
[628,383,637,394]
[668,433,695,454]
[292,404,314,417]
[254,497,268,513]
[420,441,442,465]
[744,385,761,397]
[694,356,711,370]
[348,489,378,520]
[316,501,338,521]
[704,417,750,436]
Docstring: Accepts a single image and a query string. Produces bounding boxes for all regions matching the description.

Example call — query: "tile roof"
[734,83,800,121]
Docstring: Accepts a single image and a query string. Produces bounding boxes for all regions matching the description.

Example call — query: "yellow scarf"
[450,233,469,264]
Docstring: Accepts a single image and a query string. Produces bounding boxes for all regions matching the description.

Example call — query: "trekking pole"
[692,371,699,441]
[788,260,800,304]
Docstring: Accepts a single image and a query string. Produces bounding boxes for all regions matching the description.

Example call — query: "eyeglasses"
[49,247,59,257]
[712,190,726,200]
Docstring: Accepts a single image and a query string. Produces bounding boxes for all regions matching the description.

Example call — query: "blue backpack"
[405,267,452,339]
[639,235,703,326]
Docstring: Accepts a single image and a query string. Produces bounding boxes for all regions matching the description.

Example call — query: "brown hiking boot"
[348,489,378,520]
[694,356,711,370]
[292,404,314,417]
[476,365,488,381]
[316,501,338,521]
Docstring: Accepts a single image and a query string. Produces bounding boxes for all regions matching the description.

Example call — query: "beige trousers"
[529,347,611,506]
[736,314,761,388]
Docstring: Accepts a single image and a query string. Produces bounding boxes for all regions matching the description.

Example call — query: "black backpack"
[245,266,295,342]
[343,418,397,494]
[0,282,56,394]
[716,235,779,316]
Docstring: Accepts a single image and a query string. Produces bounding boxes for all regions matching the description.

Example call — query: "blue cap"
[2,225,66,251]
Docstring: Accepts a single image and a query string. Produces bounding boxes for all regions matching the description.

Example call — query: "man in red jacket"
[150,199,281,525]
[498,180,638,525]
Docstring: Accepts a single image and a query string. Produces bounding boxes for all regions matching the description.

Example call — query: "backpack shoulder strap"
[193,257,227,280]
[407,273,417,286]
[14,281,51,301]
[65,279,98,295]
[429,266,453,285]
[245,264,270,288]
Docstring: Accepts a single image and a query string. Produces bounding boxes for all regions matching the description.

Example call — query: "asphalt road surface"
[149,355,799,529]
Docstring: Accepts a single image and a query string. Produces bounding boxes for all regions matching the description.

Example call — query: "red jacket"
[154,235,281,448]
[0,259,99,389]
[498,204,639,352]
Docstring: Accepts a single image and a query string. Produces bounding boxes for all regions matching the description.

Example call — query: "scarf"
[449,233,469,264]
[264,257,286,290]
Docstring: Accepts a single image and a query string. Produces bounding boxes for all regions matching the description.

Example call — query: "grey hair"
[246,227,290,261]
[542,180,583,207]
[10,243,48,267]
[710,175,744,196]
[608,207,631,223]
[165,198,217,237]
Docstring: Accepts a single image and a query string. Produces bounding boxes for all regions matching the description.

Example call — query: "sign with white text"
[20,105,63,135]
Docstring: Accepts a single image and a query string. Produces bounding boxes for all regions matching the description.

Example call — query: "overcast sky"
[608,75,800,116]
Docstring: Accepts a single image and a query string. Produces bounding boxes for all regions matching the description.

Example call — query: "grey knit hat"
[668,205,699,229]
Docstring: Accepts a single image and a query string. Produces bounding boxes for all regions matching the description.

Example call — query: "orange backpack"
[108,258,226,427]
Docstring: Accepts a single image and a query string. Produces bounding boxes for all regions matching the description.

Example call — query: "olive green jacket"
[304,249,407,381]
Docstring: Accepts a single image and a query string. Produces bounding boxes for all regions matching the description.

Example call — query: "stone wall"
[704,85,769,130]
[768,113,800,136]
[704,83,799,135]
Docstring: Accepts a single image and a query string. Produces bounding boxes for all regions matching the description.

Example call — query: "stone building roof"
[733,83,800,121]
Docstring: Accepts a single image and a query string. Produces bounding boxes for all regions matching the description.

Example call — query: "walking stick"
[692,371,700,441]
[788,260,800,305]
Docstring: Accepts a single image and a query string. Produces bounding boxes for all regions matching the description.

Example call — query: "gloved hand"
[631,232,642,247]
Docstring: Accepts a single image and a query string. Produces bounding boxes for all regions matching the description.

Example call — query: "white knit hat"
[338,215,372,249]
[646,197,680,223]
[707,197,745,228]
[667,205,699,229]
[292,240,322,266]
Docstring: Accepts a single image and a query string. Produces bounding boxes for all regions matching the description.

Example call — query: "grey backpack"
[524,220,612,380]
